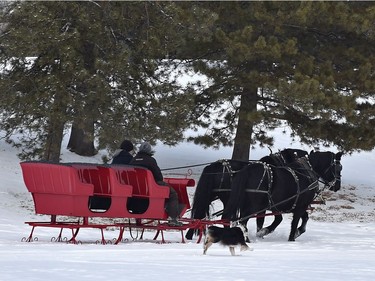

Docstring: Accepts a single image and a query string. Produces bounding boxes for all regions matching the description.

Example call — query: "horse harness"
[211,155,341,217]
[210,160,233,193]
[212,159,250,193]
[294,157,320,192]
[243,157,321,214]
[322,155,342,190]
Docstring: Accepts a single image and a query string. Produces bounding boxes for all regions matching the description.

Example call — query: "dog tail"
[222,167,249,220]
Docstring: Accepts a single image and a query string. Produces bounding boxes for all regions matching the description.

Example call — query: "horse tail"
[190,163,219,219]
[222,165,250,220]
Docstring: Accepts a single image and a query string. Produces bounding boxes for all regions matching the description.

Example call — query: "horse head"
[309,151,343,192]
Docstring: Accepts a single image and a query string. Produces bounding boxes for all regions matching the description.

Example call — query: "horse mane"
[261,148,308,167]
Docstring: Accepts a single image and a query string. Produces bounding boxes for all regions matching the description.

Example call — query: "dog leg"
[203,236,213,255]
[229,246,235,256]
[240,243,250,252]
[203,241,212,255]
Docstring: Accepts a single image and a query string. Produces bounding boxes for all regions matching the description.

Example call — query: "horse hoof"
[294,230,301,239]
[256,228,270,238]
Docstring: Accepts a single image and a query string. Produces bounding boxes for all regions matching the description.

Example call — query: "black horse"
[222,150,343,241]
[255,148,309,237]
[185,159,250,240]
[185,148,308,240]
[257,150,343,239]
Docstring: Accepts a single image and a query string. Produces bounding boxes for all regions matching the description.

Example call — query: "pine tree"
[185,1,375,160]
[0,1,195,160]
[93,1,197,153]
[2,1,373,162]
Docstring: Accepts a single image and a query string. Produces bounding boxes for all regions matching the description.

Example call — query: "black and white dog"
[203,225,251,256]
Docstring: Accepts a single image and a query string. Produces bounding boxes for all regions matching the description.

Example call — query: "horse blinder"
[335,161,342,175]
[330,160,342,192]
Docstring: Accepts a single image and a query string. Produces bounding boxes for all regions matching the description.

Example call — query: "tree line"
[0,1,374,162]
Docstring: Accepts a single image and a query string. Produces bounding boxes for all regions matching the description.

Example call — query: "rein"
[161,159,256,172]
[160,162,214,171]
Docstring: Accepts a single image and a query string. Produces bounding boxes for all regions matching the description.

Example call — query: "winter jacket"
[111,149,133,165]
[129,152,163,183]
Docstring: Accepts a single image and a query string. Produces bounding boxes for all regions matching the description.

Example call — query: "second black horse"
[222,150,343,241]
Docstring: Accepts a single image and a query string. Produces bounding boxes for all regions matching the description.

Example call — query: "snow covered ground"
[0,130,374,281]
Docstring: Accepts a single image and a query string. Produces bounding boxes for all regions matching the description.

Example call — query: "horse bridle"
[322,155,342,189]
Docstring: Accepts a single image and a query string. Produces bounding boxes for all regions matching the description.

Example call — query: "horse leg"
[186,198,215,240]
[238,219,250,243]
[288,211,304,241]
[256,214,283,238]
[185,229,195,240]
[256,215,265,232]
[244,225,250,243]
[294,211,309,239]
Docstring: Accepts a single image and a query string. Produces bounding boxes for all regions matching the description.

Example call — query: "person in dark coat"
[129,142,182,226]
[111,139,134,165]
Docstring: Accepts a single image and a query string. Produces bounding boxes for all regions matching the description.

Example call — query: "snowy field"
[0,130,374,281]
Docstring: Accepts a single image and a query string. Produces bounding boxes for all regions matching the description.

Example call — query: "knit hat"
[120,140,134,152]
[138,142,154,155]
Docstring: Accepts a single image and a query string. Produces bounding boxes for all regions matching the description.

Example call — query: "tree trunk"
[67,120,96,156]
[43,117,65,162]
[67,41,97,157]
[42,89,68,162]
[231,86,258,161]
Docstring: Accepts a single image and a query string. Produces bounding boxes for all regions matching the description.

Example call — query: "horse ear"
[309,150,314,155]
[335,152,343,160]
[267,146,273,154]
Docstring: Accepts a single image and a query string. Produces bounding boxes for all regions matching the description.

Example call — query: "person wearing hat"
[111,139,134,164]
[130,142,183,227]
